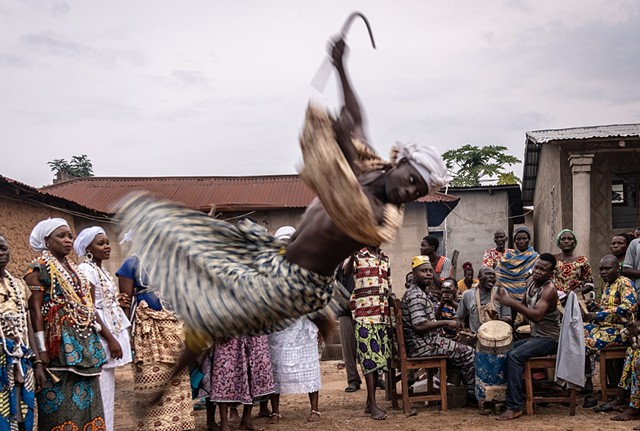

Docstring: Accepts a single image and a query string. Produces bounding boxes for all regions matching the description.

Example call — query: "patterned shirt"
[554,256,593,292]
[350,248,391,325]
[401,285,437,355]
[590,276,637,324]
[482,248,505,268]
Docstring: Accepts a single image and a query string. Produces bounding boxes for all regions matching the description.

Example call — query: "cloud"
[0,53,32,68]
[21,31,146,66]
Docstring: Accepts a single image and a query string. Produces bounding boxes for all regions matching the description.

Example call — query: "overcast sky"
[1,0,639,187]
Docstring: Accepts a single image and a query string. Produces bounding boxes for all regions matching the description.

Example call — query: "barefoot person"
[117,35,449,399]
[610,321,640,424]
[347,246,392,420]
[494,253,560,421]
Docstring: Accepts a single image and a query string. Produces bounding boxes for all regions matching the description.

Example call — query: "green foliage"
[48,154,94,178]
[441,144,520,187]
[497,171,521,185]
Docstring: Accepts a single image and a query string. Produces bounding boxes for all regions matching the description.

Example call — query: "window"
[612,173,639,229]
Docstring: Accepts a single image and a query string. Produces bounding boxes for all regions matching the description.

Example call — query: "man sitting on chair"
[401,256,475,391]
[494,253,560,421]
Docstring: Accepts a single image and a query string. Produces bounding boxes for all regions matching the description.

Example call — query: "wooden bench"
[524,356,576,416]
[599,346,627,400]
[388,296,448,415]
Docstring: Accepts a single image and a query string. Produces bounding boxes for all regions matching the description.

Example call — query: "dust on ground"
[113,361,636,431]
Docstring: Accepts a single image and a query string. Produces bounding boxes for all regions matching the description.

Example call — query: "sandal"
[345,383,360,392]
[308,410,321,422]
[593,402,623,413]
[268,413,281,424]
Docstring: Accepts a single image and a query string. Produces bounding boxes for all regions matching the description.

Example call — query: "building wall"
[532,144,563,254]
[0,194,75,275]
[589,150,640,269]
[435,189,510,278]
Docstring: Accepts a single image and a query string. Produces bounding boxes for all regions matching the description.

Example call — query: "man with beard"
[456,267,512,334]
[401,256,475,391]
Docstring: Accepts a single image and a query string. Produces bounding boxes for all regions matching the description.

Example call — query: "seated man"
[494,253,560,421]
[401,256,475,391]
[456,267,512,335]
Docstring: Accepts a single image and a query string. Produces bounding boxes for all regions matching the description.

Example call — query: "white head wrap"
[29,218,70,251]
[394,142,451,194]
[74,226,106,257]
[274,226,296,240]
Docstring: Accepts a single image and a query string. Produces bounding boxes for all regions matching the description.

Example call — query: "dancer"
[118,32,448,368]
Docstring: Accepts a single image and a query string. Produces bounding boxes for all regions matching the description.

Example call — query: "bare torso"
[285,198,367,276]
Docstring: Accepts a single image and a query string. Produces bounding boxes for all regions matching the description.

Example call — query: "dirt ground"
[113,361,638,431]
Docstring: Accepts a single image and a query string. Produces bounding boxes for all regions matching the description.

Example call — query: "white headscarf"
[275,226,296,240]
[29,218,70,251]
[394,142,451,194]
[74,226,106,257]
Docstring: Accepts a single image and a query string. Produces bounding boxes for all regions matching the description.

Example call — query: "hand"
[487,310,499,320]
[584,312,597,322]
[118,293,132,309]
[108,339,123,360]
[331,38,347,67]
[445,320,458,329]
[34,364,47,392]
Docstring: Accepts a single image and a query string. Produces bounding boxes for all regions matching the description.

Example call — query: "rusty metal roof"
[40,175,459,214]
[0,175,110,220]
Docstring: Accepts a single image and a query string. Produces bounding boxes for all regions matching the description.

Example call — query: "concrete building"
[428,184,526,278]
[522,123,640,267]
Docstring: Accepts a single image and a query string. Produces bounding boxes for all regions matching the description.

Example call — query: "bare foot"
[240,422,265,431]
[308,411,321,422]
[268,413,281,424]
[229,408,241,426]
[369,405,387,420]
[496,409,522,421]
[612,408,640,421]
[207,423,221,431]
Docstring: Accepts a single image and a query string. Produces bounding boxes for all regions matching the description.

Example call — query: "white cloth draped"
[555,291,586,388]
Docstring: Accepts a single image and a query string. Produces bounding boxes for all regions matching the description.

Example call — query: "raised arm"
[496,284,558,323]
[332,39,365,138]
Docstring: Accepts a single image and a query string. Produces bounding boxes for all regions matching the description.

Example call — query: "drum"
[516,324,531,341]
[475,320,513,406]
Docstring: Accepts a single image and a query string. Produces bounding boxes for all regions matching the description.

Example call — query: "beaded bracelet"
[28,285,44,292]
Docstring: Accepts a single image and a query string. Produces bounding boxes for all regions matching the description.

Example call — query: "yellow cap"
[411,255,430,269]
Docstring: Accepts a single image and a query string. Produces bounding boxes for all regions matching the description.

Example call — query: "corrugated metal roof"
[41,175,459,214]
[527,123,640,144]
[0,175,110,220]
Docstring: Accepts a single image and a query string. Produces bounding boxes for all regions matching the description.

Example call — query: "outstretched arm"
[332,39,364,136]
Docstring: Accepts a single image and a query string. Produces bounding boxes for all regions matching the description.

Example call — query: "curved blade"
[310,11,376,93]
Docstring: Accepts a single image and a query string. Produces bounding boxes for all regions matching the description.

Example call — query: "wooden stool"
[389,297,448,415]
[524,356,576,416]
[599,346,627,400]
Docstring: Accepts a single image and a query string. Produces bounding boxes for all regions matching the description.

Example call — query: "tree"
[48,154,94,180]
[441,144,520,187]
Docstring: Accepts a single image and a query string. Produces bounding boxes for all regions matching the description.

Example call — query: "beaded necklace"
[42,250,96,339]
[83,257,124,333]
[0,271,30,356]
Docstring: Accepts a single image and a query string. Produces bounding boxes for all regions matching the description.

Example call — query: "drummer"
[494,253,560,421]
[401,256,476,392]
[455,267,512,334]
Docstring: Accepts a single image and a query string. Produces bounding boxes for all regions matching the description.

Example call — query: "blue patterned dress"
[26,255,106,431]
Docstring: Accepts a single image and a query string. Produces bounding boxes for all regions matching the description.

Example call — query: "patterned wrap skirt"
[117,194,336,343]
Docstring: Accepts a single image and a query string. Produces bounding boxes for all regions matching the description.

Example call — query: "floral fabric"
[554,256,593,292]
[354,322,390,375]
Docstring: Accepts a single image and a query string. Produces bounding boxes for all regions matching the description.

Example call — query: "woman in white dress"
[263,227,322,423]
[74,227,132,431]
